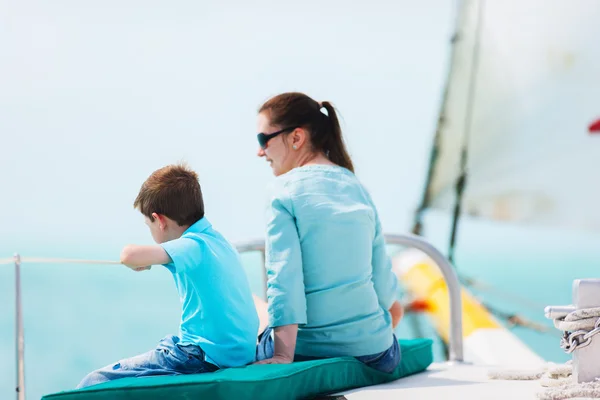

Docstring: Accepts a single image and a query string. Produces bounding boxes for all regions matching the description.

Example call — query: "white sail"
[425,0,600,232]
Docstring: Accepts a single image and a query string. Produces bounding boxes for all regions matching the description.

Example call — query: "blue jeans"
[76,335,219,389]
[255,327,401,374]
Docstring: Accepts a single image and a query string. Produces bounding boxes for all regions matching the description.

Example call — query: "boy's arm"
[120,244,171,270]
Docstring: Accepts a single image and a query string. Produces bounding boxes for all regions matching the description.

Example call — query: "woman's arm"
[371,209,400,312]
[255,324,298,364]
[257,185,307,364]
[364,189,403,329]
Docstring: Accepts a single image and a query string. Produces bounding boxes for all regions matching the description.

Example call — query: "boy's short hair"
[134,163,205,226]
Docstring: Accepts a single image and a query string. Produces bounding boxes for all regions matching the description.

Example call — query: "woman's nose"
[257,147,266,157]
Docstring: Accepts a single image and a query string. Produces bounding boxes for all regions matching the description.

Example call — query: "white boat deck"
[340,363,541,400]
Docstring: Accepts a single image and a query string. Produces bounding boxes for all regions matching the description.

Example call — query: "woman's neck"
[295,152,336,168]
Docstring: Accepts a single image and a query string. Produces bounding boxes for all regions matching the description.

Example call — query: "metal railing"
[14,255,24,400]
[4,233,463,399]
[235,234,464,362]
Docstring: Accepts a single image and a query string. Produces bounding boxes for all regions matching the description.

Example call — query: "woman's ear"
[291,128,308,150]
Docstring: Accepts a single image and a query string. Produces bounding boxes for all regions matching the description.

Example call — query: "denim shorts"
[255,327,401,374]
[76,335,218,389]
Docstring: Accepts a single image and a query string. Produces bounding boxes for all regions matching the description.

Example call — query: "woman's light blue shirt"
[265,165,398,357]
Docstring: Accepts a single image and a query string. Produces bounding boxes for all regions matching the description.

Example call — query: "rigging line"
[411,0,464,235]
[448,0,486,264]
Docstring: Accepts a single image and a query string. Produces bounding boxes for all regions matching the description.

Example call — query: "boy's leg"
[253,294,274,362]
[77,335,217,389]
[76,347,165,389]
[255,327,275,362]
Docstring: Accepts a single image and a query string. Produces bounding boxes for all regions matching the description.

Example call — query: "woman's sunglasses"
[257,127,298,149]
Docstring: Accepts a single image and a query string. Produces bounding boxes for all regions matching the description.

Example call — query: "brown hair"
[133,163,205,226]
[259,92,354,172]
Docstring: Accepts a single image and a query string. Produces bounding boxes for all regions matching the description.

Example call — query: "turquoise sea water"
[2,212,599,400]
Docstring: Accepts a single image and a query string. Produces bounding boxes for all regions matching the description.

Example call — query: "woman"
[253,92,404,373]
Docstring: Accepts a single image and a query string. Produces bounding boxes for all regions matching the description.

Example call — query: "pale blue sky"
[0,3,456,398]
[0,1,455,258]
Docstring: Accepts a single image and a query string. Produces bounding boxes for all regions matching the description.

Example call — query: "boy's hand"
[130,265,152,272]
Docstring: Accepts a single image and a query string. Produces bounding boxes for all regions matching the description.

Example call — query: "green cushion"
[43,338,433,400]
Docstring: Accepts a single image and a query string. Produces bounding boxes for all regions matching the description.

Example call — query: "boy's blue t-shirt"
[160,217,259,368]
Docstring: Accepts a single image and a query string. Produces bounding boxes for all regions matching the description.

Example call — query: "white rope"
[20,257,121,265]
[539,380,600,400]
[488,367,546,381]
[488,306,600,399]
[554,308,600,332]
[0,257,120,266]
[488,362,569,382]
[556,309,600,354]
[488,361,600,399]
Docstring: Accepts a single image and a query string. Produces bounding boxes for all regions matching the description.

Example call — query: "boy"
[77,163,259,388]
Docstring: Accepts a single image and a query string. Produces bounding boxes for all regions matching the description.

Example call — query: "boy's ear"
[152,213,167,230]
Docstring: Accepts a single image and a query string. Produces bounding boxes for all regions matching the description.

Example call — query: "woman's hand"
[389,300,404,329]
[254,355,293,365]
[253,324,298,365]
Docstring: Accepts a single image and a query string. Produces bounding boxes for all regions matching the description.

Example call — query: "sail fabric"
[426,0,600,231]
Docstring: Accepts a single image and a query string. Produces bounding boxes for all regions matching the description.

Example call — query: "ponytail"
[320,101,354,173]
